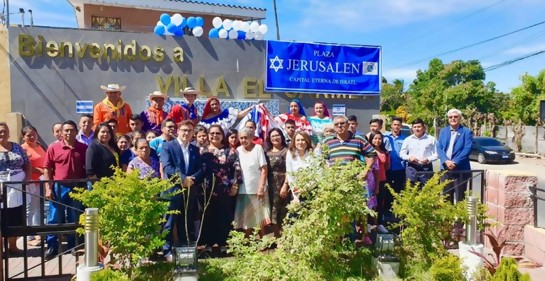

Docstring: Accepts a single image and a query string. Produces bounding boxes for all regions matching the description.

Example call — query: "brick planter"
[485,170,537,256]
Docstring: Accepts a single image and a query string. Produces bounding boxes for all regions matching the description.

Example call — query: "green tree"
[406,59,500,128]
[504,70,545,125]
[381,78,406,116]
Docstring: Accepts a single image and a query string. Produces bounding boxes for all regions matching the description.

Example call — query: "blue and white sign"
[76,100,94,114]
[266,41,381,95]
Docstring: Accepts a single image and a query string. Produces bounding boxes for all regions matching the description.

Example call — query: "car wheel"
[477,153,487,164]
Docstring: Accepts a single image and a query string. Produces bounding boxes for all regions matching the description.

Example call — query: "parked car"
[469,137,515,164]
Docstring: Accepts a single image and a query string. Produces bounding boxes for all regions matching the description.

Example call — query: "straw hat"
[100,84,126,92]
[180,87,200,96]
[148,91,168,100]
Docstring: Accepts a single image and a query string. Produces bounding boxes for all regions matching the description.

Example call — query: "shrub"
[429,254,466,281]
[389,173,468,270]
[90,268,129,281]
[491,257,531,281]
[71,169,177,278]
[209,158,376,280]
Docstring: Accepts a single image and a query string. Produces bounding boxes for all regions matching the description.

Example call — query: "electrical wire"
[484,49,545,72]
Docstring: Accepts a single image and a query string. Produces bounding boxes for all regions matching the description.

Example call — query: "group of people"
[0,83,473,259]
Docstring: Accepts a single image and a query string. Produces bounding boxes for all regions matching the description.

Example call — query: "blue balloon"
[187,17,197,29]
[154,25,165,35]
[237,30,246,40]
[160,13,171,26]
[180,17,187,28]
[174,26,184,36]
[195,17,204,27]
[166,23,178,33]
[209,28,219,38]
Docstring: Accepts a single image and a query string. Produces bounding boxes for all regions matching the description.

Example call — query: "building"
[66,0,266,34]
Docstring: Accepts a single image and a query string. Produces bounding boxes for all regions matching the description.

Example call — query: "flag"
[236,103,281,140]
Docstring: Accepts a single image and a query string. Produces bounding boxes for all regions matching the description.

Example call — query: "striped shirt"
[322,132,376,164]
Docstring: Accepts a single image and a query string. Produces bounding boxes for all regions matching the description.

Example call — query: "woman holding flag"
[199,97,254,133]
[274,99,313,136]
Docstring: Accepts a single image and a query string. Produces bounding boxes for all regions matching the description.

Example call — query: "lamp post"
[27,9,32,26]
[76,208,104,281]
[18,7,23,25]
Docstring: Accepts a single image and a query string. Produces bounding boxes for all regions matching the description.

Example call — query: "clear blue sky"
[5,0,545,92]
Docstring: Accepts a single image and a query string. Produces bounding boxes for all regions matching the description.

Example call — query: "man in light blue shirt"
[384,117,406,218]
[400,118,437,185]
[149,119,177,155]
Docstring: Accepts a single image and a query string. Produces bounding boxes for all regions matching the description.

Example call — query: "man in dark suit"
[437,108,474,202]
[160,120,203,258]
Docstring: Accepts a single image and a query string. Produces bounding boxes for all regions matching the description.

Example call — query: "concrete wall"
[5,26,379,144]
[495,125,545,155]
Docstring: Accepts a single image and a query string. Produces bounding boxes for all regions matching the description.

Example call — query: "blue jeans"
[45,184,83,250]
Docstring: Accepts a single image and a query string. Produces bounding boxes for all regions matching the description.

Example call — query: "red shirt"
[44,140,88,180]
[252,137,263,145]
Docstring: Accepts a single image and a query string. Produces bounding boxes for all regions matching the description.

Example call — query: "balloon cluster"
[208,17,268,40]
[154,13,204,37]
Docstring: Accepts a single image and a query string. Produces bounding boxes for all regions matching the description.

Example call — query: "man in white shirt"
[400,118,437,185]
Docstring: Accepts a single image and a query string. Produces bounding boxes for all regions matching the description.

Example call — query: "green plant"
[389,173,468,270]
[89,268,129,281]
[429,254,466,281]
[208,158,376,280]
[491,257,531,281]
[71,169,177,278]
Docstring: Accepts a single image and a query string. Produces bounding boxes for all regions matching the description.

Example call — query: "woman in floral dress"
[199,125,242,248]
[265,128,290,237]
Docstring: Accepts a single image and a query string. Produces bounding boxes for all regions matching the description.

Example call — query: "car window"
[476,138,502,146]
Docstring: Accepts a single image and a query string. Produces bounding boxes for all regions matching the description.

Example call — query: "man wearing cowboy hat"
[141,91,169,136]
[93,84,133,135]
[167,87,201,126]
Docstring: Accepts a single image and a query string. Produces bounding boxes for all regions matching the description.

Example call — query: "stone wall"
[495,125,545,155]
[485,170,537,256]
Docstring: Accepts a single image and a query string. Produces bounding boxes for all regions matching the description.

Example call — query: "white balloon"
[157,21,165,27]
[223,19,233,30]
[250,21,260,33]
[228,29,238,39]
[246,31,254,40]
[219,29,228,39]
[212,17,223,28]
[232,20,240,31]
[241,22,250,32]
[254,31,263,40]
[259,24,268,34]
[192,26,204,37]
[171,13,183,26]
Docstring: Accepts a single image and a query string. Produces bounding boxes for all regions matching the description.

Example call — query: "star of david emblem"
[269,56,284,72]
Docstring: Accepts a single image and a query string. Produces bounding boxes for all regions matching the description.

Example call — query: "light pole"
[28,9,32,26]
[18,7,24,25]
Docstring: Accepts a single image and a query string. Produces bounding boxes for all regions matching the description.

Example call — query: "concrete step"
[524,225,545,263]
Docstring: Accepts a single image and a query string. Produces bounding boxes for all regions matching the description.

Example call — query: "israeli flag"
[76,100,94,114]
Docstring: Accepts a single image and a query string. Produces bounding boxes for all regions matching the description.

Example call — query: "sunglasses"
[448,115,460,119]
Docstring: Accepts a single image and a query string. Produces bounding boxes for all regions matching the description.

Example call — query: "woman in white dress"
[233,128,271,237]
[285,131,314,203]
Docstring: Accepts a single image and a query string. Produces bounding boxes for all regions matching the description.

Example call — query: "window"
[91,16,121,31]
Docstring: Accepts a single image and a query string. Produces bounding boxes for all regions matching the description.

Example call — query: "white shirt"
[400,134,438,162]
[237,144,267,194]
[285,150,311,187]
[177,138,191,174]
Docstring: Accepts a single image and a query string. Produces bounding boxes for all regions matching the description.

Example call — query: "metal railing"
[529,184,545,228]
[414,170,486,204]
[1,179,94,280]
